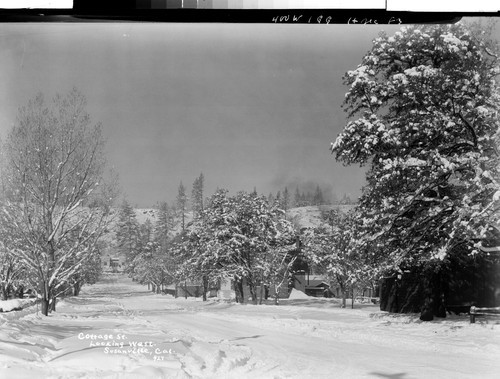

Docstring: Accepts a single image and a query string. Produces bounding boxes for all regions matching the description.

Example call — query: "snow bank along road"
[0,274,499,379]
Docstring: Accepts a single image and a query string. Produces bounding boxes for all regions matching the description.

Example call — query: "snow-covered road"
[0,274,498,378]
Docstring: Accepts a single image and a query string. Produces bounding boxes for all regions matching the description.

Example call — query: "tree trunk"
[0,284,8,301]
[235,279,245,304]
[50,296,57,312]
[352,286,355,309]
[247,275,258,305]
[17,285,24,299]
[234,280,240,303]
[420,272,434,321]
[41,298,50,316]
[259,282,264,305]
[40,280,50,316]
[184,280,188,299]
[202,275,208,302]
[420,268,446,321]
[73,282,82,296]
[340,284,347,308]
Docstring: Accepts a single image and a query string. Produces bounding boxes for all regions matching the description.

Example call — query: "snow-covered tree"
[304,210,372,308]
[139,219,153,250]
[175,217,222,301]
[154,202,178,282]
[174,189,232,300]
[0,226,28,300]
[154,201,174,250]
[176,181,188,232]
[294,186,301,207]
[191,173,204,220]
[115,200,140,276]
[261,220,298,305]
[0,200,29,299]
[132,238,174,294]
[66,237,104,297]
[220,190,296,303]
[331,23,500,271]
[1,89,115,315]
[268,192,275,205]
[175,189,297,304]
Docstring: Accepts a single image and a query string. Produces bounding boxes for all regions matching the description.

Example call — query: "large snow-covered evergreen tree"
[331,23,500,271]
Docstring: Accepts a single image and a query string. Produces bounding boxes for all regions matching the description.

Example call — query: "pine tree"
[191,173,204,220]
[154,201,173,251]
[268,192,275,205]
[314,185,324,205]
[294,186,301,207]
[140,219,153,248]
[153,202,178,287]
[116,200,140,274]
[331,23,500,271]
[176,182,188,232]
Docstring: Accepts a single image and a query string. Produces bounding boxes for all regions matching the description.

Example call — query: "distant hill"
[134,208,158,224]
[287,204,356,230]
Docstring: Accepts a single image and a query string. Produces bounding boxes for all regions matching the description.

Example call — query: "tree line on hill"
[267,186,355,211]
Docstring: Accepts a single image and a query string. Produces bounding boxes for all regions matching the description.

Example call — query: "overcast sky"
[0,21,494,208]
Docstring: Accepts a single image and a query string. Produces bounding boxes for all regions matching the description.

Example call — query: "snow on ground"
[0,298,36,312]
[288,288,312,300]
[0,274,499,379]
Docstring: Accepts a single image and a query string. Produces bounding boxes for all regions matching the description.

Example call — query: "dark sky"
[1,21,490,207]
